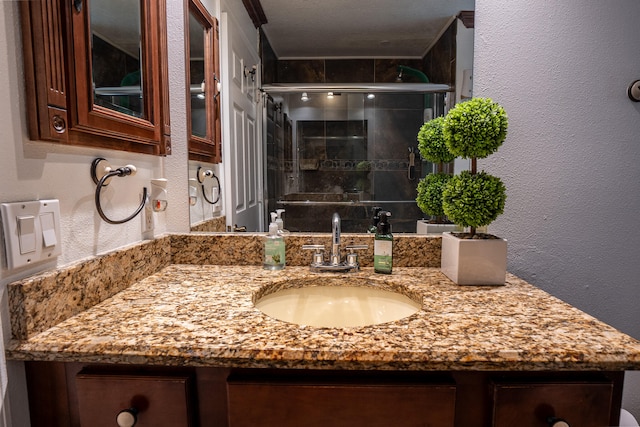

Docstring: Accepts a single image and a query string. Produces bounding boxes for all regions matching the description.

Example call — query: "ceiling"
[257,0,475,59]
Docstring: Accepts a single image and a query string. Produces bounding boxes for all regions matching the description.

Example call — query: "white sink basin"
[254,278,422,328]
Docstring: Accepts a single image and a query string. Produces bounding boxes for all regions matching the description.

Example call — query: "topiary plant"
[442,171,506,228]
[441,97,508,237]
[416,172,451,218]
[416,116,455,224]
[417,116,456,165]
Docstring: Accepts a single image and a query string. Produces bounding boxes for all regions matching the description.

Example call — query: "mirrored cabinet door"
[185,0,221,163]
[21,0,171,155]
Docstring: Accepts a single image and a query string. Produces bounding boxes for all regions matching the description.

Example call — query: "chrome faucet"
[302,212,367,272]
[330,212,341,265]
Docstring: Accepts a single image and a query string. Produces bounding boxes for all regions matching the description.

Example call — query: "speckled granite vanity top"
[8,254,640,371]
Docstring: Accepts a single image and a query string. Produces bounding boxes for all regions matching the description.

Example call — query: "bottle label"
[374,239,392,272]
[265,239,285,266]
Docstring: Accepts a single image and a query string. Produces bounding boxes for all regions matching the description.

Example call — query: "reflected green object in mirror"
[418,117,456,164]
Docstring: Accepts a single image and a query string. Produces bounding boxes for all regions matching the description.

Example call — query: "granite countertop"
[8,264,640,371]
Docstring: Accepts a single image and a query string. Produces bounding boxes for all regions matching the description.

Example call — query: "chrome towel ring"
[91,158,147,225]
[197,167,221,205]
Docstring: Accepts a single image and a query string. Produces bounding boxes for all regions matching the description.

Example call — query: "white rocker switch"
[1,199,62,270]
[40,212,57,248]
[17,215,36,254]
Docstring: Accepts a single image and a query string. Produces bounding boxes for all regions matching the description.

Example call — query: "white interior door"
[221,12,263,232]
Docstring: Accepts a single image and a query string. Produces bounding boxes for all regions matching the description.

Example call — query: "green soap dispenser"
[374,211,393,274]
[368,206,383,233]
[264,212,285,270]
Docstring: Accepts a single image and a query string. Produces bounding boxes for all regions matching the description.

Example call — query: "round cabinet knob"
[547,417,570,427]
[51,115,66,133]
[116,408,138,427]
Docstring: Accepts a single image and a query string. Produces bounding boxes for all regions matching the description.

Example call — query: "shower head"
[396,65,430,83]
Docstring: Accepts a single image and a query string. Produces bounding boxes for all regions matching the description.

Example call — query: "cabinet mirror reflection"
[189,3,473,232]
[91,0,144,118]
[186,0,222,163]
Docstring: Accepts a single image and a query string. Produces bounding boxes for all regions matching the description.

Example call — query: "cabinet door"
[20,0,170,155]
[76,372,194,427]
[492,380,614,427]
[227,375,456,427]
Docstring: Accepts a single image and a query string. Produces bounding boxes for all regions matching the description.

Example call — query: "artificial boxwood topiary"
[442,170,506,228]
[443,97,508,159]
[417,116,456,163]
[416,173,451,217]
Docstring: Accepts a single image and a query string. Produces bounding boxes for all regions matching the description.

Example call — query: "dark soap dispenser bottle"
[374,211,393,274]
[368,206,383,233]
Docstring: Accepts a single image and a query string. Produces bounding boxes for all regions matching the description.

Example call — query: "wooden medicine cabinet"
[185,0,222,163]
[20,0,171,155]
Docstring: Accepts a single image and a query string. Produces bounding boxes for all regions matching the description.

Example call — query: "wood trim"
[20,1,69,142]
[68,0,166,149]
[158,0,171,155]
[43,1,67,108]
[213,17,222,162]
[458,10,474,29]
[25,362,73,426]
[242,0,268,28]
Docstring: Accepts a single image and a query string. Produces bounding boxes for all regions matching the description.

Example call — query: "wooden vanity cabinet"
[492,380,616,427]
[20,0,171,156]
[26,363,197,427]
[23,362,624,427]
[226,371,456,426]
[75,370,195,427]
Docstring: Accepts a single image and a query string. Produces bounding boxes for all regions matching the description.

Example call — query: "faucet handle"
[302,244,325,251]
[302,244,325,265]
[345,245,368,267]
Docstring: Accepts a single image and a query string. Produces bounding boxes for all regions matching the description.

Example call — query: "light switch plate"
[1,200,62,270]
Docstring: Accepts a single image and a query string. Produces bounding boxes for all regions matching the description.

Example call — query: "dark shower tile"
[372,171,419,201]
[325,59,374,83]
[277,60,325,83]
[373,109,424,159]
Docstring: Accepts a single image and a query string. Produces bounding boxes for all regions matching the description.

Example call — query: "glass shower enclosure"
[263,83,451,233]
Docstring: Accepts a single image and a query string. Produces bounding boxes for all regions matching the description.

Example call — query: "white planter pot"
[416,220,461,235]
[440,232,507,285]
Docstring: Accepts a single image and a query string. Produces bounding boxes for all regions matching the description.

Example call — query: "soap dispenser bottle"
[264,212,285,270]
[374,211,393,274]
[275,209,289,234]
[368,207,383,233]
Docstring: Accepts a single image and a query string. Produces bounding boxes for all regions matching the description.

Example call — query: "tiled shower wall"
[260,21,457,85]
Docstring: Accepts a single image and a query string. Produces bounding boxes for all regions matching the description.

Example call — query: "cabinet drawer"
[76,372,194,427]
[492,380,614,427]
[227,374,456,427]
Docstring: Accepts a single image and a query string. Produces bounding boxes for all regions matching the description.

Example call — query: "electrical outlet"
[142,202,154,234]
